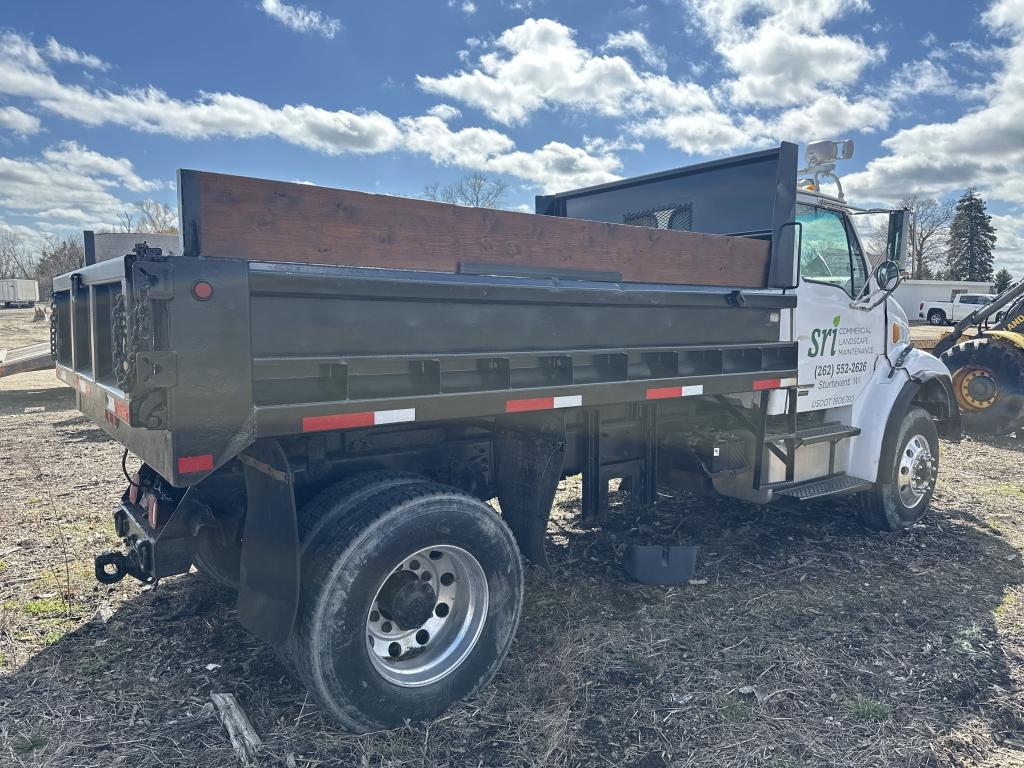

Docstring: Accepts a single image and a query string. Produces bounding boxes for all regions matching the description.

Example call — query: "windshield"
[796,204,868,297]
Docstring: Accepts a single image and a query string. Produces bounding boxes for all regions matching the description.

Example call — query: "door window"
[796,204,868,298]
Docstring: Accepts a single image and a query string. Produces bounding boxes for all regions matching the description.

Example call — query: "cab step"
[768,472,873,501]
[764,422,860,447]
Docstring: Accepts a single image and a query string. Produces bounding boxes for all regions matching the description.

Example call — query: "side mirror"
[874,259,901,292]
[887,208,911,267]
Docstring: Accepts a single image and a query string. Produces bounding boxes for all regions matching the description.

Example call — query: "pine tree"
[994,267,1013,293]
[945,187,997,281]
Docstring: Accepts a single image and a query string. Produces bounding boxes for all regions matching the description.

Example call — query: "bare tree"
[34,235,85,296]
[869,195,955,279]
[136,199,178,234]
[422,174,509,209]
[0,229,34,278]
[117,209,135,232]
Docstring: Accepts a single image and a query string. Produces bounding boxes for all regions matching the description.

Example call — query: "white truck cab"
[716,139,959,529]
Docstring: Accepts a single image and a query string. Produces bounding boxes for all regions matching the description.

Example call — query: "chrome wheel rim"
[897,434,936,508]
[366,544,488,687]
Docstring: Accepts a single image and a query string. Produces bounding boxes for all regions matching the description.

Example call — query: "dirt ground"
[908,324,979,353]
[1,306,1022,767]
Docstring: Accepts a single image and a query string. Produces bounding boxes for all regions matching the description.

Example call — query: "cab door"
[792,204,885,412]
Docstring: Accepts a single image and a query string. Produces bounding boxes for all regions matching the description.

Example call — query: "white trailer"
[0,279,39,307]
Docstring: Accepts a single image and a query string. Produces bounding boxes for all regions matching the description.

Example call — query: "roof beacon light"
[805,139,854,167]
[799,138,854,202]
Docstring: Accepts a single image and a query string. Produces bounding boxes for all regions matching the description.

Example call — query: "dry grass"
[1,307,1023,767]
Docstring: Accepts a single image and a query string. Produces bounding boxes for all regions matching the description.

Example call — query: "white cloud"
[888,60,954,100]
[42,140,163,192]
[0,105,40,135]
[43,36,109,71]
[844,0,1024,204]
[0,143,165,233]
[416,18,748,155]
[449,0,477,15]
[260,0,341,39]
[417,19,647,125]
[426,104,462,121]
[630,110,755,155]
[602,30,666,72]
[400,112,620,191]
[990,213,1024,274]
[0,31,622,194]
[769,94,890,142]
[685,0,883,108]
[0,32,400,155]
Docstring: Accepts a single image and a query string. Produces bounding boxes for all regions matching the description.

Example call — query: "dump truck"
[51,140,959,732]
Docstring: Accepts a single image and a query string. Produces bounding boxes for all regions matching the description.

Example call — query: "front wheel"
[287,481,524,732]
[928,309,946,325]
[860,406,939,531]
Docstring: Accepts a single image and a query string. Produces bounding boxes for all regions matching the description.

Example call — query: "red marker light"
[146,493,159,528]
[191,281,214,301]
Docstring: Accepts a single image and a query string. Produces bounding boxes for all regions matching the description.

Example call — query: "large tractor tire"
[860,406,939,531]
[941,338,1024,433]
[286,479,524,732]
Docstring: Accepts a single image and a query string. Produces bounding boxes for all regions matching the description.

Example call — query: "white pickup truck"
[920,293,995,325]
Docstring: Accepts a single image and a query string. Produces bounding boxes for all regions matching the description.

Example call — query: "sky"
[1,0,1023,271]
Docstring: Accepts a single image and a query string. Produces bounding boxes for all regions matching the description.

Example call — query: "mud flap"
[237,440,299,645]
[493,413,566,568]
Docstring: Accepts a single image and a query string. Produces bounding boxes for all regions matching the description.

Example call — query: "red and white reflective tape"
[505,394,582,413]
[55,367,73,386]
[645,384,704,400]
[105,394,130,422]
[302,407,416,433]
[76,376,91,395]
[752,376,798,391]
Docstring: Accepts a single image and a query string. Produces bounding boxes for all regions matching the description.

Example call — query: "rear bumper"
[96,488,201,585]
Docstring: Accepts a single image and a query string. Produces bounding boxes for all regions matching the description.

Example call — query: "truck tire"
[941,339,1024,432]
[296,470,425,552]
[194,471,424,593]
[927,309,946,325]
[860,406,938,531]
[193,530,241,590]
[288,482,524,732]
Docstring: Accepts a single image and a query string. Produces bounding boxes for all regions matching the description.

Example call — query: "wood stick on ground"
[210,692,262,766]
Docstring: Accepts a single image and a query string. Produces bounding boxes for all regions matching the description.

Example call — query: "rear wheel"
[928,309,946,325]
[287,481,523,732]
[192,530,241,590]
[941,339,1024,432]
[860,406,938,531]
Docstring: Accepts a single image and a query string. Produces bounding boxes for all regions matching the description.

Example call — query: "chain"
[112,280,153,391]
[49,297,58,360]
[112,292,129,389]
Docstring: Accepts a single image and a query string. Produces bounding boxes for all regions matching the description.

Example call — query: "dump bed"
[52,144,800,486]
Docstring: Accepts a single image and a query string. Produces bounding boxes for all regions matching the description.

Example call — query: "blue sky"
[2,0,1023,269]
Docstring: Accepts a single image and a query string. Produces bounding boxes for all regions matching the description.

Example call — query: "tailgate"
[52,251,255,486]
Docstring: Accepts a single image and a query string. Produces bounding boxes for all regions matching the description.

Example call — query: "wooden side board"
[177,170,771,288]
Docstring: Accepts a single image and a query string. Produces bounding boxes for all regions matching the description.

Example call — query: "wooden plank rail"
[177,170,771,288]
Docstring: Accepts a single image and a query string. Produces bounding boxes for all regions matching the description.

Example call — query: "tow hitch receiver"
[95,550,150,584]
[94,477,212,586]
